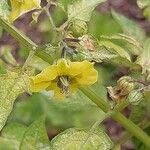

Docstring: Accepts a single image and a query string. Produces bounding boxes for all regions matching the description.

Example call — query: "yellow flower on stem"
[10,0,41,22]
[31,59,98,99]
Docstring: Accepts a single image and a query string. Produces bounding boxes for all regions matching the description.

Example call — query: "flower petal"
[75,60,98,85]
[10,0,41,22]
[31,81,51,92]
[31,65,58,84]
[68,61,84,76]
[56,59,70,75]
[46,82,65,99]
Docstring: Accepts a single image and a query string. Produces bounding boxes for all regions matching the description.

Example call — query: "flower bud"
[117,76,134,95]
[69,20,88,37]
[127,90,144,105]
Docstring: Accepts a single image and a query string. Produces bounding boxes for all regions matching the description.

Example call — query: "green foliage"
[129,102,146,123]
[20,116,51,150]
[0,0,10,20]
[0,71,30,131]
[136,38,150,73]
[67,0,106,36]
[98,40,130,60]
[89,11,121,37]
[0,117,51,150]
[112,10,146,46]
[9,91,105,128]
[137,0,150,21]
[51,128,113,150]
[68,0,106,22]
[0,45,17,66]
[69,20,88,37]
[0,123,27,150]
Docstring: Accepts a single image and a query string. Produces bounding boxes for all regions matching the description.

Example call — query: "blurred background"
[0,0,150,150]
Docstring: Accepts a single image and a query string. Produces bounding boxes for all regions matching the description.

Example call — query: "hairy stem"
[44,4,57,43]
[115,117,150,146]
[0,17,53,64]
[80,87,150,149]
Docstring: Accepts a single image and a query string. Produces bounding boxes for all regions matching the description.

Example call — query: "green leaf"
[100,33,142,55]
[76,34,141,67]
[136,38,150,73]
[9,91,105,128]
[89,46,141,69]
[137,0,150,21]
[0,59,7,74]
[1,45,17,66]
[88,11,121,37]
[20,116,51,150]
[89,46,117,63]
[112,10,146,45]
[0,123,27,150]
[99,40,131,60]
[110,56,141,70]
[0,71,30,131]
[0,0,10,21]
[51,128,113,150]
[68,0,106,22]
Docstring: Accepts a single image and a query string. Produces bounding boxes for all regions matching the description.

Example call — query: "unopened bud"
[127,90,144,105]
[69,20,88,37]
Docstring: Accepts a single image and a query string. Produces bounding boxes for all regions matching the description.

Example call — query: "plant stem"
[112,113,150,149]
[80,87,109,112]
[115,117,150,145]
[44,4,57,43]
[44,5,56,30]
[80,87,150,149]
[0,17,53,64]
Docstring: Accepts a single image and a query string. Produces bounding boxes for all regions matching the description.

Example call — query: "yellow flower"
[10,0,41,22]
[31,59,98,99]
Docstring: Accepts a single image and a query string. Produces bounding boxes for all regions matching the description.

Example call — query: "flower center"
[57,76,70,97]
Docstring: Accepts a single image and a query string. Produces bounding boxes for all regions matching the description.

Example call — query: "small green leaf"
[20,116,51,150]
[0,71,30,131]
[137,0,150,21]
[0,0,10,21]
[51,128,113,150]
[68,0,106,22]
[1,45,17,66]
